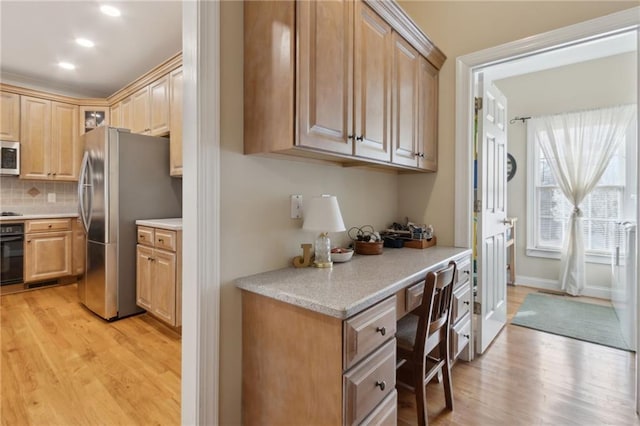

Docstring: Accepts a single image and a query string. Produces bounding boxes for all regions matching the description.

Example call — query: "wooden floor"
[1,284,181,426]
[398,285,639,425]
[2,284,638,425]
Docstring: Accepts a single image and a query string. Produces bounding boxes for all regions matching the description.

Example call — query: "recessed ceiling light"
[76,38,95,48]
[100,5,121,17]
[58,62,75,70]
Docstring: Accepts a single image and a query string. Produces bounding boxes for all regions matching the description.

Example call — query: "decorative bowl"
[331,248,354,263]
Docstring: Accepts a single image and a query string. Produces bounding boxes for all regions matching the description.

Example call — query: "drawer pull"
[463,334,470,339]
[463,301,470,306]
[375,381,386,391]
[140,235,145,239]
[158,238,164,243]
[375,326,386,336]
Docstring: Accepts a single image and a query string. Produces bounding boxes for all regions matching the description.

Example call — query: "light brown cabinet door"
[136,244,154,311]
[20,96,51,180]
[297,0,353,155]
[169,67,183,177]
[152,249,177,325]
[120,97,133,131]
[418,57,438,171]
[51,102,80,181]
[0,91,20,141]
[150,75,170,136]
[24,230,72,282]
[110,103,121,128]
[391,33,419,168]
[132,86,150,134]
[353,2,391,162]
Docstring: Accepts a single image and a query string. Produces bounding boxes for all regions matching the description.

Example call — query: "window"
[527,112,637,262]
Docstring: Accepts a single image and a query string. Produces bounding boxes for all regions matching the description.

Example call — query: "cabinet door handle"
[158,238,164,243]
[375,380,386,391]
[356,135,363,141]
[47,172,52,176]
[463,334,470,339]
[375,326,386,336]
[52,172,57,176]
[463,301,470,305]
[347,134,354,140]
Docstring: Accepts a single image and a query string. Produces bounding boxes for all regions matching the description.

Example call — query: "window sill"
[526,247,613,265]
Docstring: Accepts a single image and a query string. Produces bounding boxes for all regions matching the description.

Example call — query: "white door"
[476,73,508,354]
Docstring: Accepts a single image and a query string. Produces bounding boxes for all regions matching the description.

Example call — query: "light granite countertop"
[236,246,471,319]
[0,213,78,222]
[135,218,182,231]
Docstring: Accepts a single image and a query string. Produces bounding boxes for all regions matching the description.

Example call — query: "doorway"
[454,7,639,413]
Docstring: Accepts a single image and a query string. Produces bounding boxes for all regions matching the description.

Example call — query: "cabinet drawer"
[343,339,396,426]
[451,280,471,324]
[451,312,471,360]
[155,229,177,252]
[344,296,396,370]
[25,218,72,233]
[137,226,154,246]
[405,280,424,313]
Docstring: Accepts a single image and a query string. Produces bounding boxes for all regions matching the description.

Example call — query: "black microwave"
[0,141,20,175]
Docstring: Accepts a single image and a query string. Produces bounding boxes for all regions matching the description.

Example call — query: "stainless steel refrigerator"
[78,127,182,320]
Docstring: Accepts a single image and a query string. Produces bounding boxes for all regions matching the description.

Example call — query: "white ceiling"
[0,1,182,98]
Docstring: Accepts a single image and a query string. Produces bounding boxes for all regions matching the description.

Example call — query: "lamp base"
[313,260,333,268]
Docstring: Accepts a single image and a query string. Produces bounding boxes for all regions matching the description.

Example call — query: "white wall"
[219,1,639,423]
[494,52,637,293]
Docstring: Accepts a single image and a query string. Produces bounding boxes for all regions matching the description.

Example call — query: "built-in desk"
[236,246,472,425]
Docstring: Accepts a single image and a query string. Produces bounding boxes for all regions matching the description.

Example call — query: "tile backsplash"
[0,176,77,214]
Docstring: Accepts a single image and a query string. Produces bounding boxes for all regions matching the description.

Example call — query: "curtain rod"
[510,116,531,124]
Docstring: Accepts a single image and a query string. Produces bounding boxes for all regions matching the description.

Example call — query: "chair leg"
[442,341,454,411]
[415,366,428,426]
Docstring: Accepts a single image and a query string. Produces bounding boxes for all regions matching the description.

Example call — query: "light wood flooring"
[1,284,638,425]
[1,283,181,425]
[398,285,639,425]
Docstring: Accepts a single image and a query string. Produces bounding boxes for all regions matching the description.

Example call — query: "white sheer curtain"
[530,105,636,295]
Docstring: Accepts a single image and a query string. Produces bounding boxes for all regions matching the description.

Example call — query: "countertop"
[235,246,471,319]
[135,218,183,231]
[0,213,78,222]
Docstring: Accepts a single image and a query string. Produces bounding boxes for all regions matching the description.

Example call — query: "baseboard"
[515,275,612,300]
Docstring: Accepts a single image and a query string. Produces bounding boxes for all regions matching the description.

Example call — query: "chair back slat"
[412,261,457,362]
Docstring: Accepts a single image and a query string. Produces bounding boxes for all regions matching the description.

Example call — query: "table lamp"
[303,195,346,268]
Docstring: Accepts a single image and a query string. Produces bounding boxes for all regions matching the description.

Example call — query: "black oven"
[1,223,24,285]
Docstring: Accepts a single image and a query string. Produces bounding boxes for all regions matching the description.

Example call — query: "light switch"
[47,193,56,203]
[290,195,302,219]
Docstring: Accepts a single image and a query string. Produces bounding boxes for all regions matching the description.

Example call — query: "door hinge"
[474,96,483,111]
[473,301,481,315]
[474,199,481,213]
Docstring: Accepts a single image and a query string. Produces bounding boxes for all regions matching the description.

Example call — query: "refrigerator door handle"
[78,152,93,233]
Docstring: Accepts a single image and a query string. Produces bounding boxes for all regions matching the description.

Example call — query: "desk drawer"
[455,256,471,290]
[451,312,471,360]
[405,280,424,313]
[451,281,471,324]
[343,339,396,426]
[344,296,396,370]
[360,388,397,426]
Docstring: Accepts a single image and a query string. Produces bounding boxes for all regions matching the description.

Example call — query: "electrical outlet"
[47,193,56,203]
[290,195,302,219]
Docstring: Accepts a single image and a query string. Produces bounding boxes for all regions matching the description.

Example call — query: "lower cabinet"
[242,291,397,426]
[136,225,182,327]
[24,219,72,283]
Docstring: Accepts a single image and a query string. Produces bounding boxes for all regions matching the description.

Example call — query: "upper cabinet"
[78,106,109,135]
[21,96,80,181]
[0,91,20,141]
[169,67,183,177]
[244,0,445,172]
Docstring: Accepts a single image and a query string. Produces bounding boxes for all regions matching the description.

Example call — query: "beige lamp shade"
[302,195,346,232]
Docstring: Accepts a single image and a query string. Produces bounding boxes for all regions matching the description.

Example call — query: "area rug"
[511,293,631,351]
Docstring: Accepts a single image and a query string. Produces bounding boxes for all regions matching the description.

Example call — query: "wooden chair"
[395,261,457,426]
